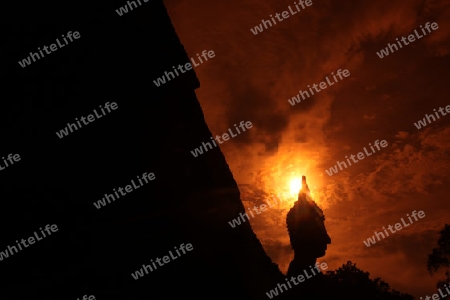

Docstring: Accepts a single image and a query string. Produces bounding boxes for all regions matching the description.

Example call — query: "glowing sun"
[289,177,302,196]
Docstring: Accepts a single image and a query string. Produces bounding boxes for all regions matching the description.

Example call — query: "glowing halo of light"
[289,177,302,196]
[254,144,323,208]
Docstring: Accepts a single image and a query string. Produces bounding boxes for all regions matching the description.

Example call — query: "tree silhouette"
[323,261,414,299]
[427,224,450,294]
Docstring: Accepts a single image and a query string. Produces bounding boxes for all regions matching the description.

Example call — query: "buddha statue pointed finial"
[299,175,310,196]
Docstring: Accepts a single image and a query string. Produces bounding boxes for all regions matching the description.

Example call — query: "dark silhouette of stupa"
[2,1,283,299]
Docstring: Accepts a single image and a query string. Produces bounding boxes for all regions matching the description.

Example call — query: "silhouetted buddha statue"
[285,176,331,290]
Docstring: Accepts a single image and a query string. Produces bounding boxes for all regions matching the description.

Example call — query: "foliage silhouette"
[322,261,414,299]
[427,224,450,296]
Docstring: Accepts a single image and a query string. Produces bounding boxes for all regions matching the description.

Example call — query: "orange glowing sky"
[166,0,450,297]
